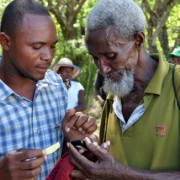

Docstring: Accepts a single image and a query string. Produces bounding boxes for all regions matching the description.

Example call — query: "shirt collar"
[0,80,14,101]
[144,54,169,95]
[0,70,60,101]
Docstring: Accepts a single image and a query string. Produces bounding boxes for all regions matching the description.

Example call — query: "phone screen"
[71,140,98,162]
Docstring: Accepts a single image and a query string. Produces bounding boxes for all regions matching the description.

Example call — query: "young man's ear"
[134,32,145,47]
[0,32,11,51]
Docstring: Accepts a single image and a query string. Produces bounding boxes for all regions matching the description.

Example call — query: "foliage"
[139,0,180,56]
[50,35,97,105]
[166,4,180,48]
[0,0,179,109]
[48,0,99,106]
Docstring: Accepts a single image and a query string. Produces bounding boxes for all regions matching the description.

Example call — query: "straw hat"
[52,58,81,79]
[167,46,180,58]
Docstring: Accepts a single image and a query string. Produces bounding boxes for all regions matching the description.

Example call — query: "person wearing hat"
[167,46,180,65]
[52,58,85,112]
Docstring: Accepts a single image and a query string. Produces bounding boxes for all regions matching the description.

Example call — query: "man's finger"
[82,125,97,135]
[74,114,88,129]
[68,143,93,170]
[101,141,111,152]
[70,169,88,179]
[88,134,99,144]
[80,118,97,133]
[83,137,108,160]
[19,156,45,170]
[62,108,76,127]
[11,149,44,161]
[64,115,80,133]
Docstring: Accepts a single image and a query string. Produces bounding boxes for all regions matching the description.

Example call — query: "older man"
[68,0,180,179]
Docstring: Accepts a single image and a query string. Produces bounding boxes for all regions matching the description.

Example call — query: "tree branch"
[152,0,178,44]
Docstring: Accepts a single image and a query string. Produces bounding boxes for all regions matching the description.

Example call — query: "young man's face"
[8,13,58,81]
[85,27,139,97]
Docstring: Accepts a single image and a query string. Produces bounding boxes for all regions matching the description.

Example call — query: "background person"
[167,46,180,65]
[94,70,107,108]
[68,0,180,179]
[52,58,86,112]
[0,0,96,179]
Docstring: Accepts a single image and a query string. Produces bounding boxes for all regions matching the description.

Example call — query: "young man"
[0,0,96,179]
[68,0,180,179]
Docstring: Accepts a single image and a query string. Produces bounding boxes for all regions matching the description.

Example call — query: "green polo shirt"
[99,56,180,171]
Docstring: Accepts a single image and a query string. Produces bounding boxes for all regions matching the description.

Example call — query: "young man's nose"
[42,47,54,61]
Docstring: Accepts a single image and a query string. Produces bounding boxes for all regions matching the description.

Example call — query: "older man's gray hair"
[86,0,145,41]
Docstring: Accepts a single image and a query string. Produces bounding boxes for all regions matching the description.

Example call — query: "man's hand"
[62,109,97,141]
[0,149,46,180]
[97,95,105,108]
[68,137,122,180]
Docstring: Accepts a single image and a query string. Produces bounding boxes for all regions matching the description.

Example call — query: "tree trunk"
[141,0,179,54]
[39,0,86,40]
[158,25,170,55]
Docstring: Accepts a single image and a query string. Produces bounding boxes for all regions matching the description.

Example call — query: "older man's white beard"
[103,70,134,97]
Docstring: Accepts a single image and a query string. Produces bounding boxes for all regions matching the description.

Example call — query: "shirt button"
[54,124,61,130]
[36,129,40,134]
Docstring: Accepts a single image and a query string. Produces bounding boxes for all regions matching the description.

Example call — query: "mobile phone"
[71,140,98,162]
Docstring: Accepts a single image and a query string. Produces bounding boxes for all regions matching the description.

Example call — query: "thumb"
[62,108,76,127]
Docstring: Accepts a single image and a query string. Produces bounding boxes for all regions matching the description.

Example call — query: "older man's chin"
[103,77,134,98]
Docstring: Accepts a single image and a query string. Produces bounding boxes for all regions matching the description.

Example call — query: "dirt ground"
[85,99,102,138]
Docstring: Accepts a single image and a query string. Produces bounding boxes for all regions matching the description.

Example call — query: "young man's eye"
[32,45,42,50]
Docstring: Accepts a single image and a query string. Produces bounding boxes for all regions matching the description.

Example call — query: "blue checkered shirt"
[0,70,67,179]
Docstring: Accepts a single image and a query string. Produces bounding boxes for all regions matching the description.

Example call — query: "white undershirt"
[67,80,84,110]
[113,96,145,133]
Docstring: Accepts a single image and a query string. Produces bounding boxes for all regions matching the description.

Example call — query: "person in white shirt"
[52,58,85,112]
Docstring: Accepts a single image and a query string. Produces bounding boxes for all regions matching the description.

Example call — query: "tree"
[140,0,180,55]
[38,0,87,40]
[37,0,98,105]
[0,0,180,106]
[37,0,180,106]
